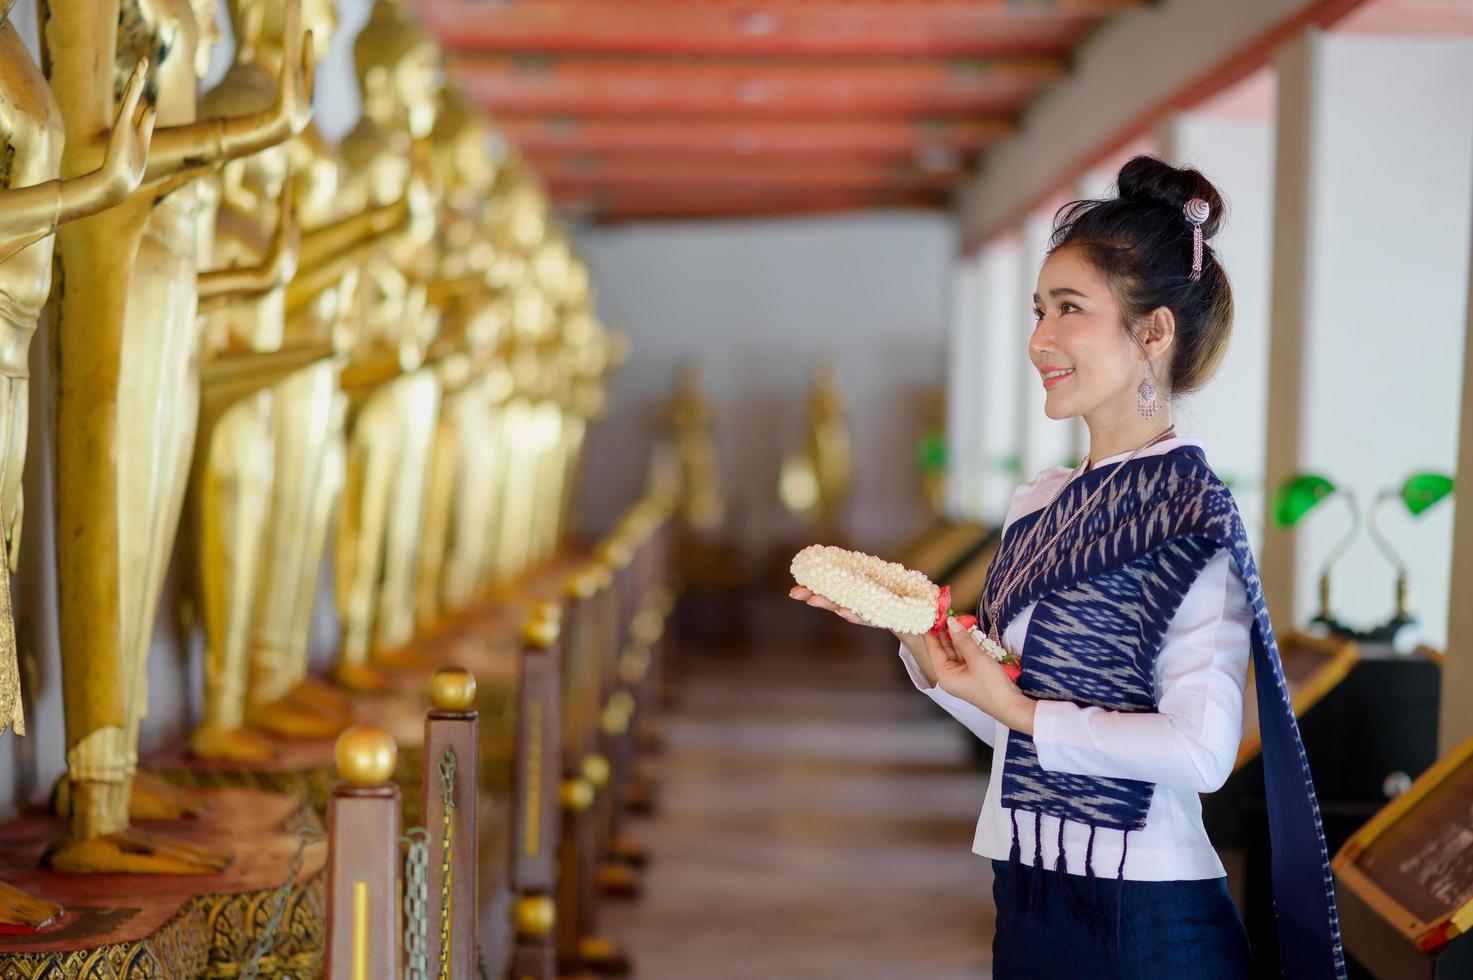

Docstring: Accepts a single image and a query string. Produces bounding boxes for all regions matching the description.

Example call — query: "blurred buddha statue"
[413,87,505,630]
[185,0,347,762]
[250,0,407,731]
[780,359,851,538]
[656,361,725,533]
[332,0,444,689]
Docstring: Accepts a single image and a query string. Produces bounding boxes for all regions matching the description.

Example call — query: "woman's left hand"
[925,618,1038,735]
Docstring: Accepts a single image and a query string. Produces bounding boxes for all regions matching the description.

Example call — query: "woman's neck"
[1083,404,1175,468]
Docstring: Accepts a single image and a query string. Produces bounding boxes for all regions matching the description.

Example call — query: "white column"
[1264,27,1473,643]
[944,256,982,519]
[977,236,1024,524]
[1017,206,1078,480]
[1441,164,1473,752]
[1159,72,1278,551]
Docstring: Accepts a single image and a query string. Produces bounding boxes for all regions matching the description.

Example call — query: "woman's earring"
[1137,373,1159,420]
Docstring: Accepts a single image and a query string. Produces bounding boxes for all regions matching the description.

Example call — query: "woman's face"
[1028,244,1149,422]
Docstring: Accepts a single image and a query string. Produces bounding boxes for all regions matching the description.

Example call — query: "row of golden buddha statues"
[0,0,623,926]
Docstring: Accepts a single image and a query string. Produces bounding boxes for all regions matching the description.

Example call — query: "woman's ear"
[1138,306,1176,362]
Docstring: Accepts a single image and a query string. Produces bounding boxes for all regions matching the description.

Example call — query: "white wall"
[1290,33,1473,646]
[573,213,956,556]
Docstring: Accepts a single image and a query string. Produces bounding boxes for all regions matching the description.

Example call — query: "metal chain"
[240,827,326,980]
[403,826,431,980]
[436,747,457,980]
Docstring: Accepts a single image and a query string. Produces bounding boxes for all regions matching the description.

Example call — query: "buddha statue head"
[354,0,443,140]
[187,0,223,78]
[227,0,335,68]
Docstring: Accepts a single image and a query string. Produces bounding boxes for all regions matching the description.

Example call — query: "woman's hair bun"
[1116,156,1226,240]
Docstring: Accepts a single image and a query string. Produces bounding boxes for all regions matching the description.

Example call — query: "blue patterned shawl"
[980,445,1345,980]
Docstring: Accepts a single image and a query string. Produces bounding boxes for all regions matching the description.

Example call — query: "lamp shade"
[1399,472,1453,516]
[1273,473,1336,527]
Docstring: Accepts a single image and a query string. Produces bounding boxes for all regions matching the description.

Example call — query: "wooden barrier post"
[325,725,401,980]
[423,667,479,978]
[595,536,642,900]
[510,604,565,979]
[558,568,631,976]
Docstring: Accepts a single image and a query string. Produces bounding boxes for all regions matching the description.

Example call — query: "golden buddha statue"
[414,90,508,629]
[0,0,155,929]
[658,361,726,532]
[247,0,402,734]
[184,0,345,761]
[791,359,853,537]
[39,0,312,873]
[332,0,445,687]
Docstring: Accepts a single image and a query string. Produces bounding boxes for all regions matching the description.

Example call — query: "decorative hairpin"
[1183,198,1210,281]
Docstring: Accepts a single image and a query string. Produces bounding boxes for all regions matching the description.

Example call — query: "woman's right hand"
[788,585,873,626]
[787,586,956,661]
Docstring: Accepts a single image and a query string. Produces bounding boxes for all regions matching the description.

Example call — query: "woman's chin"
[1042,397,1073,420]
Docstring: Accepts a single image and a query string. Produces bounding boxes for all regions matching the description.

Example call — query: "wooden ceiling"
[413,0,1148,222]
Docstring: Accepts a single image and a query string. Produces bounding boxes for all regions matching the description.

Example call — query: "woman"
[791,157,1344,979]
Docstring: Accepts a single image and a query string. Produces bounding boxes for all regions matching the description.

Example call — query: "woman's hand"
[928,617,1037,734]
[787,586,871,627]
[789,586,960,687]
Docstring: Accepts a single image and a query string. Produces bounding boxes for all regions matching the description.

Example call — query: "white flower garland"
[790,544,942,634]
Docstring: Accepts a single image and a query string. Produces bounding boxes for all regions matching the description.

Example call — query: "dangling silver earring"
[1137,371,1159,420]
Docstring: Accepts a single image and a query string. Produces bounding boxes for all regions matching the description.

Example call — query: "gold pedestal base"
[0,788,325,979]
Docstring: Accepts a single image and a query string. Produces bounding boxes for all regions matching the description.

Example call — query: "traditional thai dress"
[900,438,1344,979]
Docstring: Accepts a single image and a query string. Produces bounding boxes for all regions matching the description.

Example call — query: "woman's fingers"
[922,629,963,667]
[789,587,868,626]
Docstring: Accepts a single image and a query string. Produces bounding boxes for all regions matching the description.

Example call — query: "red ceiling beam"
[540,158,959,192]
[494,117,1010,161]
[523,149,970,179]
[551,186,950,222]
[452,55,1062,117]
[417,1,1140,58]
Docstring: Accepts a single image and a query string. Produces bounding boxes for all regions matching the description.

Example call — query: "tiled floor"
[605,609,998,979]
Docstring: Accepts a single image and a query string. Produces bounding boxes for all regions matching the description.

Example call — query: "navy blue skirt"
[990,860,1253,979]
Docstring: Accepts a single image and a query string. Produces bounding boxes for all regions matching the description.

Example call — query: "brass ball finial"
[581,753,611,788]
[600,537,632,570]
[560,778,595,812]
[335,725,398,785]
[429,667,477,711]
[589,563,613,589]
[564,569,597,599]
[514,895,556,938]
[531,598,562,623]
[522,614,561,650]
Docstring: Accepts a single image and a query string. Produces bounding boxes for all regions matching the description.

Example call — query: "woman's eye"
[1059,303,1078,314]
[1031,307,1044,321]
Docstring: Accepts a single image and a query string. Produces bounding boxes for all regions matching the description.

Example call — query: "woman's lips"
[1041,369,1074,390]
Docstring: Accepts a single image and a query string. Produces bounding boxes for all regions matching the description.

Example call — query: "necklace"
[982,425,1177,655]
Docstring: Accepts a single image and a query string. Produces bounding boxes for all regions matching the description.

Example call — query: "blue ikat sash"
[980,446,1345,980]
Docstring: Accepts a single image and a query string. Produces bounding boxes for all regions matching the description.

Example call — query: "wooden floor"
[606,603,998,979]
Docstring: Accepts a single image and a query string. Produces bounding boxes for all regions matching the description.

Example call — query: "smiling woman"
[795,155,1346,980]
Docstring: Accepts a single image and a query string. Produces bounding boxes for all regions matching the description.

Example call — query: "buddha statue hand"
[273,0,317,139]
[88,59,157,206]
[266,177,301,287]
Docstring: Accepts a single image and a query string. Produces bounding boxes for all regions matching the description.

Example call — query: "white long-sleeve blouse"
[898,437,1252,881]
